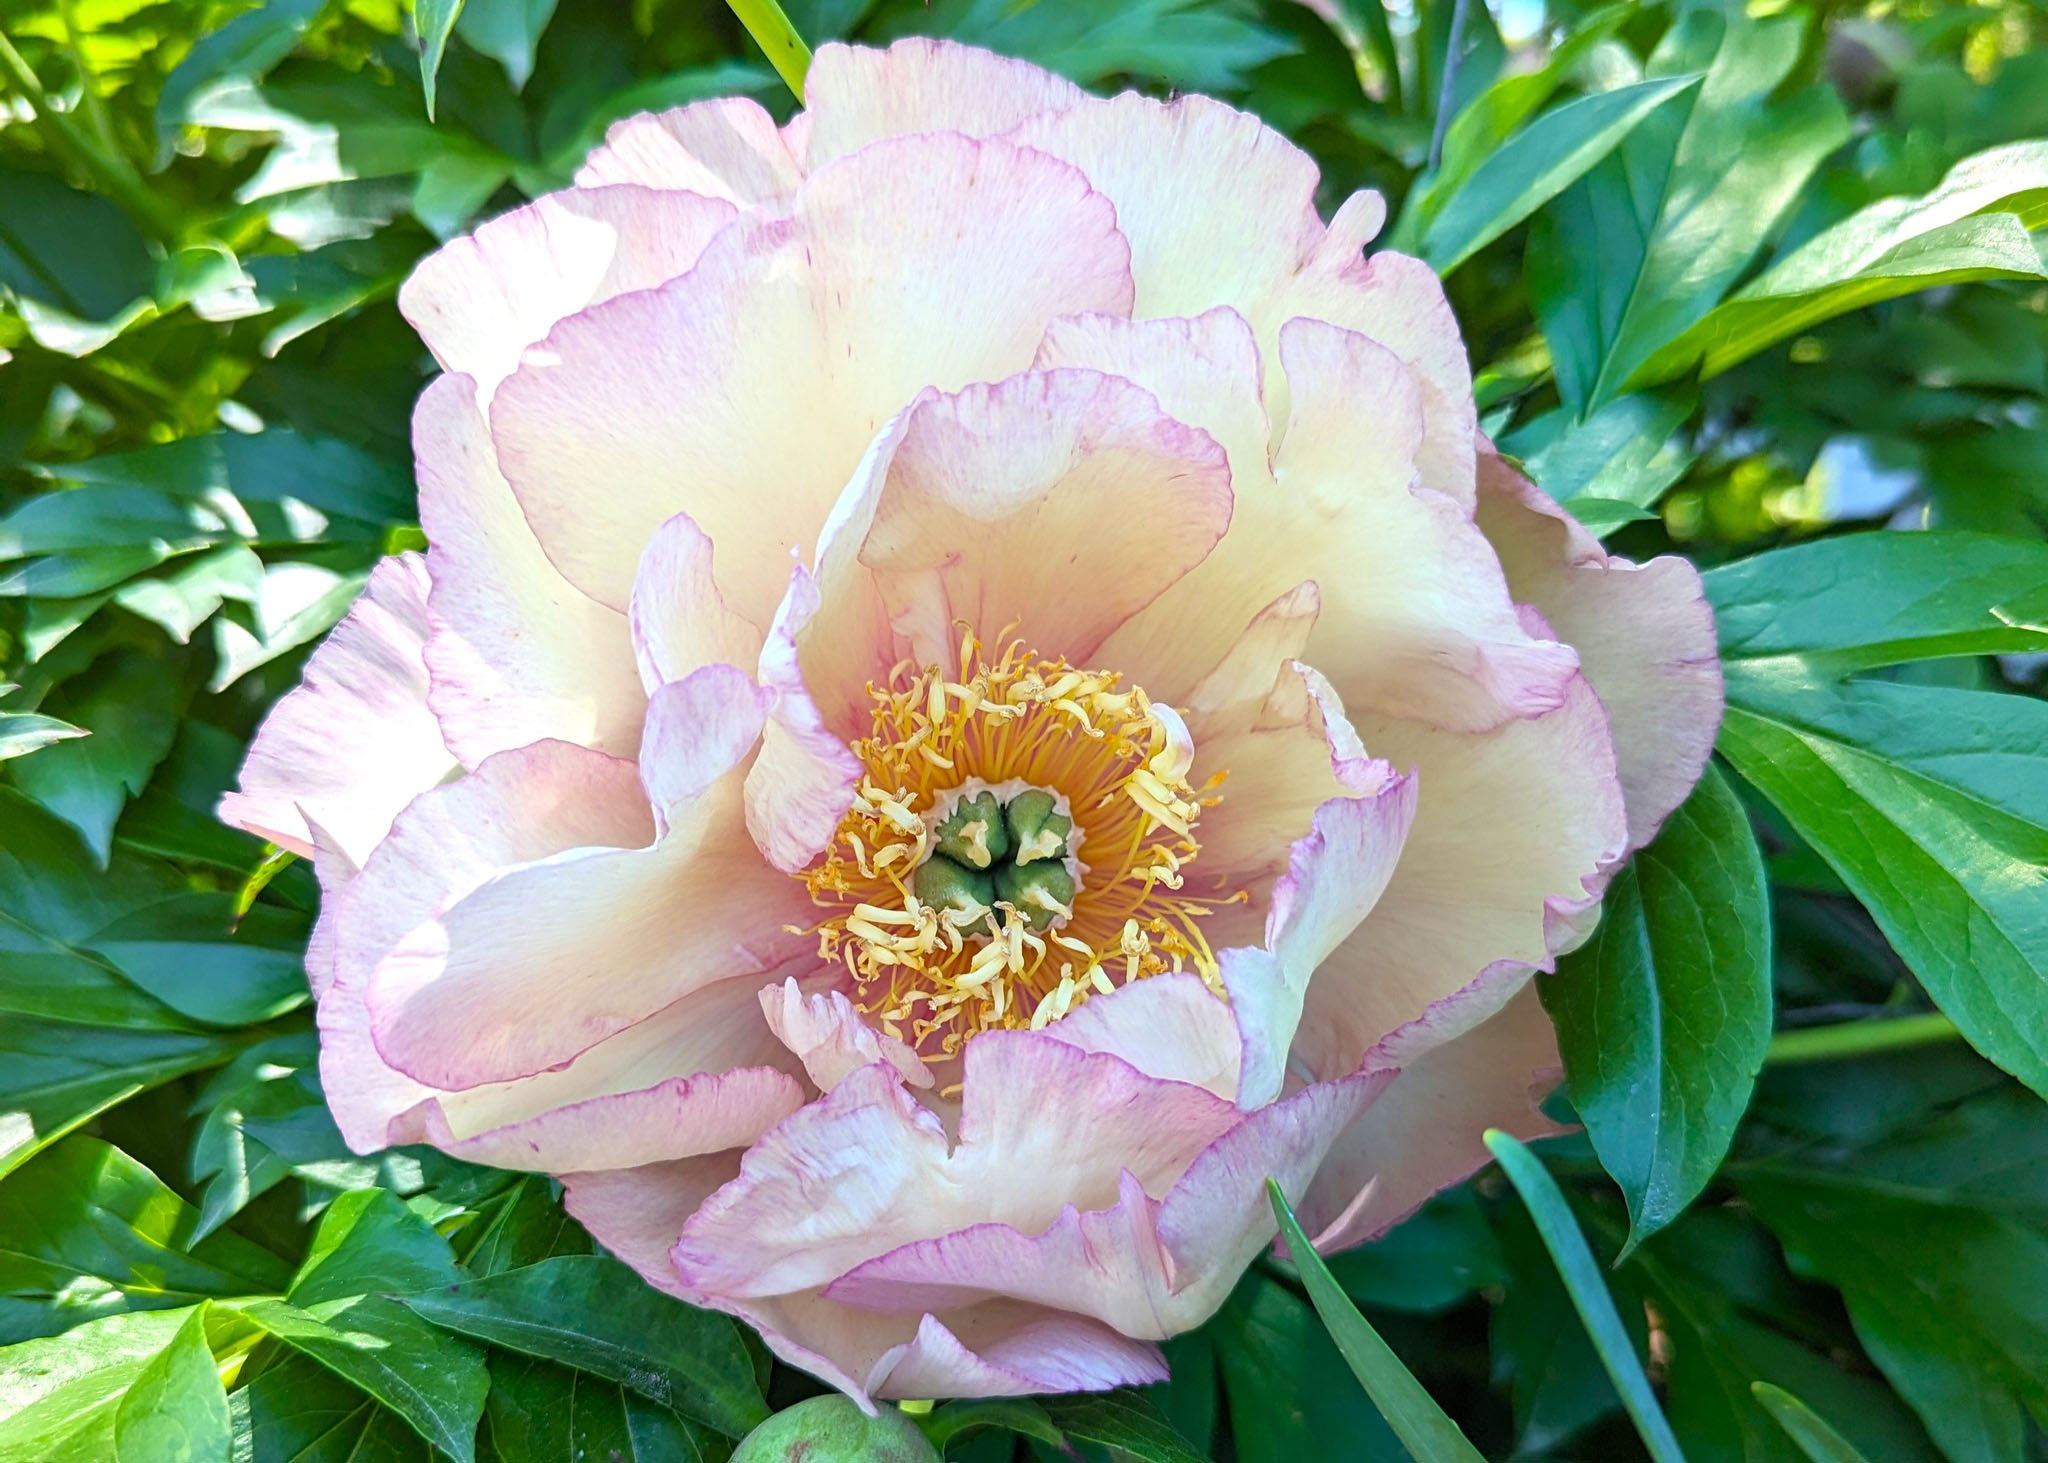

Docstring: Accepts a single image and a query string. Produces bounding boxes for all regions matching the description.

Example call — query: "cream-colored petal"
[575,97,802,206]
[801,37,1084,169]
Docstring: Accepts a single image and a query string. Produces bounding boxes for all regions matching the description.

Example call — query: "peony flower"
[221,39,1721,1404]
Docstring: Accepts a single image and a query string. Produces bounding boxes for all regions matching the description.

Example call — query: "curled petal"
[761,976,934,1091]
[1473,448,1723,851]
[801,38,1085,169]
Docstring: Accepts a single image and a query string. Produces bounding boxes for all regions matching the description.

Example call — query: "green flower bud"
[913,853,994,918]
[995,858,1077,931]
[1004,788,1072,865]
[732,1396,939,1463]
[933,790,1009,869]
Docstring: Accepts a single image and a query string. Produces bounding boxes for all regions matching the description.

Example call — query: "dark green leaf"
[1752,1383,1878,1463]
[1211,1268,1403,1463]
[456,0,560,89]
[1265,1181,1483,1461]
[85,894,310,1028]
[10,649,184,865]
[229,1352,433,1462]
[1038,1388,1214,1463]
[0,173,154,325]
[1324,1186,1503,1315]
[288,1189,464,1307]
[0,1135,290,1345]
[1499,391,1697,527]
[1483,1133,1685,1463]
[33,432,411,525]
[479,1352,731,1463]
[399,1254,766,1437]
[112,1303,231,1463]
[415,0,469,119]
[1540,764,1773,1249]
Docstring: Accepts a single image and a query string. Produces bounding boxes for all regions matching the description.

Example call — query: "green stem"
[725,0,811,103]
[55,0,120,162]
[0,27,178,241]
[1766,1012,1961,1066]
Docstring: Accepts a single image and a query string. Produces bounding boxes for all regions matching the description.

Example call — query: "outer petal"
[414,375,645,764]
[1297,672,1628,1083]
[1298,980,1565,1250]
[492,131,1134,622]
[1473,448,1723,850]
[219,554,454,866]
[1039,973,1241,1100]
[576,97,802,206]
[316,738,803,1164]
[399,184,737,403]
[800,38,1085,169]
[364,665,810,1089]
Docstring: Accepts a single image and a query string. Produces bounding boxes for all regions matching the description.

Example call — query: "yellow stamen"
[800,631,1233,1065]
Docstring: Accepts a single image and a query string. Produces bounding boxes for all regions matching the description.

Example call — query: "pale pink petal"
[849,369,1232,670]
[1008,93,1324,322]
[826,1071,1387,1336]
[674,1042,1240,1300]
[493,132,1134,621]
[746,564,863,873]
[1296,673,1628,1084]
[364,666,810,1090]
[413,375,644,764]
[561,1152,743,1297]
[1473,448,1723,850]
[628,512,762,693]
[800,38,1084,169]
[875,1305,1167,1400]
[1300,980,1565,1250]
[1039,973,1241,1099]
[1222,776,1419,1108]
[761,976,933,1091]
[219,554,454,866]
[575,97,801,206]
[399,184,736,403]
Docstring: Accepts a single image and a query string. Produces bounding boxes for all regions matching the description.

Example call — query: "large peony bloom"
[221,40,1721,1403]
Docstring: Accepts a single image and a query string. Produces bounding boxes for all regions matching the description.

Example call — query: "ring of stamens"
[799,630,1235,1066]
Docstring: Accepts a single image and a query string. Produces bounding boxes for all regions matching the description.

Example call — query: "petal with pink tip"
[575,97,801,205]
[219,554,453,867]
[1473,448,1723,851]
[761,976,934,1091]
[1039,973,1241,1099]
[364,666,810,1090]
[414,375,644,764]
[399,184,736,403]
[800,38,1084,169]
[492,132,1134,623]
[674,1043,1240,1301]
[1222,773,1419,1109]
[1299,980,1565,1251]
[1296,672,1628,1084]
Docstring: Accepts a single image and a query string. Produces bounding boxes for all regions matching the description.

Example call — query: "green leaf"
[1265,1181,1484,1462]
[10,648,184,866]
[0,1135,291,1345]
[1705,531,2048,675]
[399,1254,767,1437]
[1752,1383,1878,1463]
[188,1034,326,1241]
[1527,9,1850,413]
[479,1352,731,1463]
[1211,1267,1403,1463]
[0,711,84,761]
[1491,1201,1629,1454]
[112,1303,231,1463]
[880,0,1289,94]
[289,1189,464,1307]
[235,1297,487,1463]
[1500,392,1698,530]
[919,1398,1065,1454]
[454,1177,594,1277]
[1740,1164,2048,1463]
[1634,212,2047,388]
[85,893,310,1028]
[31,431,411,525]
[414,0,468,119]
[153,0,330,167]
[1539,764,1773,1250]
[1716,670,2048,1098]
[455,0,560,89]
[1324,1187,1503,1316]
[1423,74,1702,275]
[1036,1389,1212,1463]
[1482,1133,1684,1463]
[0,1309,197,1463]
[229,1352,433,1462]
[1633,137,2048,386]
[0,172,155,340]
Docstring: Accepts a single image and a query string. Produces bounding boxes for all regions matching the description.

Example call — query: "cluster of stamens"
[799,630,1234,1067]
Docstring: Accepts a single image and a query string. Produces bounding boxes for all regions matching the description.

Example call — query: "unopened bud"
[732,1396,939,1463]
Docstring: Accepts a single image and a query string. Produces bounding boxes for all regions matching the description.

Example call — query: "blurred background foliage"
[0,0,2046,1457]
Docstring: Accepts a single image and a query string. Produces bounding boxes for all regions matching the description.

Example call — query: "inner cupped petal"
[490,130,1136,627]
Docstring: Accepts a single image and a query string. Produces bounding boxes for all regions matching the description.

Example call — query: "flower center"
[800,631,1235,1065]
